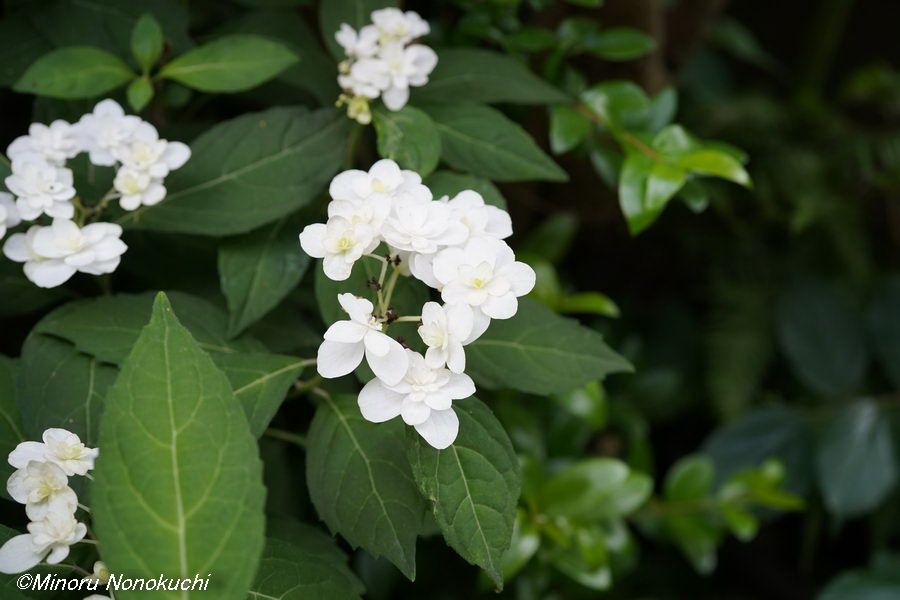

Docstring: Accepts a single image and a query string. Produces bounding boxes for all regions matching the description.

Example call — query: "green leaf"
[501,511,541,580]
[306,393,426,580]
[466,299,631,395]
[425,171,507,209]
[0,357,25,487]
[776,279,867,397]
[665,455,714,501]
[618,150,660,235]
[159,34,298,92]
[585,27,656,61]
[818,563,900,600]
[319,0,396,59]
[250,536,364,600]
[92,293,266,600]
[219,216,311,337]
[867,276,900,390]
[18,333,118,446]
[423,104,567,182]
[131,13,164,72]
[581,81,650,131]
[539,458,652,521]
[119,107,349,235]
[549,104,591,154]
[411,49,569,105]
[407,398,521,589]
[210,352,303,438]
[646,161,687,212]
[676,149,751,187]
[373,105,442,177]
[816,399,897,517]
[126,75,154,111]
[14,47,134,99]
[518,212,579,264]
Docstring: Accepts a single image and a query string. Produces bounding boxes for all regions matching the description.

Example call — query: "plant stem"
[394,315,421,323]
[381,268,402,314]
[264,427,307,448]
[573,101,664,162]
[299,357,317,368]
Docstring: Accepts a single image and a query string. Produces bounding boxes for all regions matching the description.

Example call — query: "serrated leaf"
[423,104,567,182]
[159,34,298,92]
[466,299,631,395]
[14,47,134,99]
[425,171,507,209]
[411,48,568,105]
[92,293,266,600]
[306,393,425,580]
[407,398,521,589]
[219,216,311,337]
[118,107,349,235]
[373,105,441,177]
[249,536,364,600]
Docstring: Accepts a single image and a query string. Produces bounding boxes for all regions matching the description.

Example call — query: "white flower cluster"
[299,159,536,449]
[336,9,438,124]
[0,428,98,574]
[1,99,190,288]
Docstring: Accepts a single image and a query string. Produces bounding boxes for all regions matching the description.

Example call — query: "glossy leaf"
[14,47,134,98]
[374,105,441,177]
[131,12,164,71]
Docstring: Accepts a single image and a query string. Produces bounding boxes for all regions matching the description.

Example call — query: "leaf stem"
[394,315,421,323]
[573,101,664,162]
[381,268,402,315]
[264,427,307,448]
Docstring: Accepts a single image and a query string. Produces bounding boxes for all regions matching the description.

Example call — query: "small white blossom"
[371,8,430,44]
[0,510,87,574]
[336,23,380,58]
[358,350,474,449]
[378,42,438,111]
[7,120,80,166]
[75,99,141,166]
[339,57,390,99]
[442,190,512,242]
[381,196,468,254]
[299,217,377,281]
[432,237,536,319]
[84,561,110,584]
[0,192,21,239]
[5,157,75,220]
[317,293,409,385]
[9,428,99,476]
[112,122,190,179]
[418,302,475,373]
[114,166,166,210]
[7,461,77,521]
[326,159,426,230]
[3,220,127,288]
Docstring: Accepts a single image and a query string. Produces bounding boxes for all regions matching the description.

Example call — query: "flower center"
[371,179,387,193]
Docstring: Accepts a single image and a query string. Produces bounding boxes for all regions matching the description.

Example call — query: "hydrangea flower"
[75,99,141,166]
[0,192,21,239]
[7,120,80,166]
[9,428,99,476]
[299,217,377,281]
[336,23,379,58]
[371,8,430,44]
[7,461,77,521]
[418,302,476,373]
[442,190,513,242]
[381,196,468,254]
[378,42,438,111]
[358,350,474,449]
[5,157,76,220]
[0,510,87,574]
[114,166,166,210]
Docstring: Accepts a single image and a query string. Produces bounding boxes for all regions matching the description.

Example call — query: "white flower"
[339,57,390,99]
[75,99,141,166]
[299,217,377,281]
[327,159,425,230]
[5,157,75,220]
[418,302,475,373]
[382,196,468,254]
[336,23,380,58]
[0,511,87,574]
[3,220,127,288]
[317,293,409,385]
[358,350,474,449]
[8,428,98,477]
[442,190,512,242]
[371,8,430,44]
[112,122,190,178]
[0,192,21,239]
[7,120,80,166]
[378,43,438,111]
[7,461,77,521]
[84,561,110,583]
[432,237,536,319]
[114,166,166,210]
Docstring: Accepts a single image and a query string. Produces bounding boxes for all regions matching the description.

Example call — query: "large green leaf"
[219,216,311,337]
[815,399,897,517]
[423,104,567,182]
[776,279,867,397]
[411,49,568,105]
[319,0,396,60]
[818,560,900,600]
[466,299,631,395]
[92,293,266,600]
[373,105,441,177]
[0,357,25,486]
[159,34,298,92]
[18,333,118,446]
[306,394,425,580]
[118,107,349,235]
[407,398,521,589]
[14,47,134,99]
[249,535,363,600]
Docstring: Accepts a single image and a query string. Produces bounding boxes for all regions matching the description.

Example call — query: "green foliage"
[373,105,442,176]
[250,535,364,600]
[130,13,164,73]
[92,293,266,600]
[14,47,134,98]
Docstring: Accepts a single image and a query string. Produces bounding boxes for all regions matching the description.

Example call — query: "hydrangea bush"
[0,2,816,600]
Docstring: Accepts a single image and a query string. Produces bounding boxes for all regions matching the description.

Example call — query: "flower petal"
[8,442,47,469]
[358,380,404,423]
[323,320,368,343]
[316,340,364,379]
[0,534,45,574]
[414,409,459,450]
[400,399,431,425]
[443,372,476,400]
[365,336,408,385]
[481,293,518,319]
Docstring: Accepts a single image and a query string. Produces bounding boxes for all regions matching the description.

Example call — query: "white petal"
[363,330,391,357]
[358,380,404,423]
[445,303,474,339]
[6,470,28,504]
[323,320,368,343]
[445,342,466,374]
[45,544,70,564]
[25,260,76,288]
[501,262,537,296]
[0,534,45,574]
[482,293,518,319]
[400,399,431,425]
[322,254,353,281]
[432,247,465,285]
[299,223,327,258]
[382,85,410,111]
[464,308,491,344]
[365,336,408,385]
[8,442,47,469]
[424,346,448,370]
[164,142,191,169]
[3,234,31,263]
[414,409,459,450]
[443,372,476,400]
[316,340,364,379]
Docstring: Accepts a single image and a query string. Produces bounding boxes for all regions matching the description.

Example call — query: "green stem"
[573,102,664,162]
[264,427,307,448]
[394,315,421,323]
[381,268,402,315]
